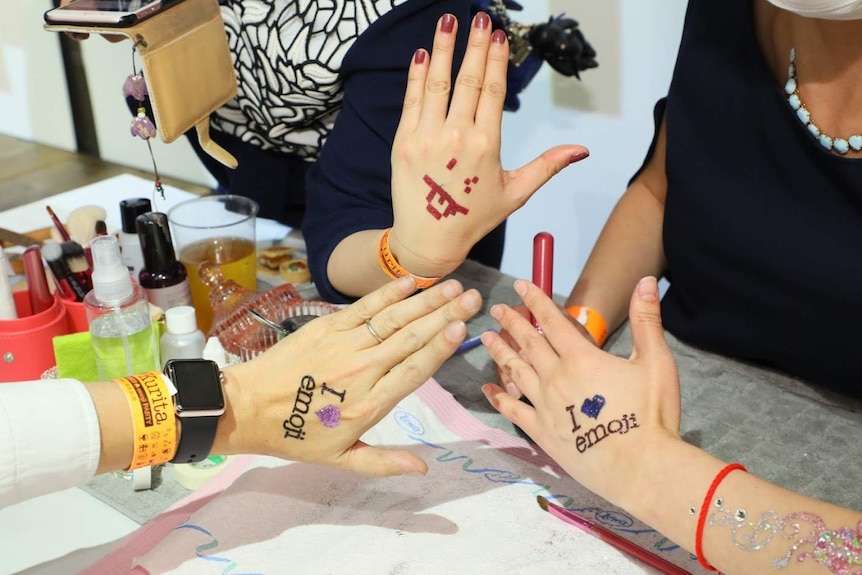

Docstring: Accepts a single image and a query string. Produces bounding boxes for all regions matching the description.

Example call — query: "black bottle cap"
[135,211,178,274]
[120,198,152,234]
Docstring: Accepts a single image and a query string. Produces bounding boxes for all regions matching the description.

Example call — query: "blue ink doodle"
[175,522,264,575]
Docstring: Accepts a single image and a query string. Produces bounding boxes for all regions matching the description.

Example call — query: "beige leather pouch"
[44,0,238,168]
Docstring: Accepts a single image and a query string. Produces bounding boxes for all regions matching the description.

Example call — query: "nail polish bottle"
[118,198,151,281]
[136,212,192,311]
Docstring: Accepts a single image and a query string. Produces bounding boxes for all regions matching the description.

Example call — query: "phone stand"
[44,0,238,168]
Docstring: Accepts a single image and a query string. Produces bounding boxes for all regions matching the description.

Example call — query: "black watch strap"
[171,416,219,464]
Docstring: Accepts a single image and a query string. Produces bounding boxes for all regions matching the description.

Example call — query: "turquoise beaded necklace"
[784,48,862,155]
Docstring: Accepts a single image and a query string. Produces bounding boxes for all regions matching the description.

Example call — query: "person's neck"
[757,0,862,155]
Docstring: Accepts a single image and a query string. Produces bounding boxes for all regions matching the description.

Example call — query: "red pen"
[537,496,692,575]
[531,231,554,328]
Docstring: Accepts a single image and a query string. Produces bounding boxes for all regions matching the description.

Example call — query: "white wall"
[4,0,688,293]
[498,0,687,292]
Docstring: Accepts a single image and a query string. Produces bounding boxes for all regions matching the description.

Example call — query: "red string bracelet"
[695,462,747,571]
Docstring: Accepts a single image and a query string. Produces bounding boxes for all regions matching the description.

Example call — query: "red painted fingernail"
[441,14,456,34]
[475,12,490,30]
[568,149,590,164]
[492,29,507,45]
[414,49,426,64]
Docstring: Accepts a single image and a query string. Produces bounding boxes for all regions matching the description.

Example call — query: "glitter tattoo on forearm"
[424,158,478,220]
[564,394,639,453]
[283,376,347,439]
[706,499,862,573]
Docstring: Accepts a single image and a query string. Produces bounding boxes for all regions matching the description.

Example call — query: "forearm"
[624,440,860,575]
[566,182,666,332]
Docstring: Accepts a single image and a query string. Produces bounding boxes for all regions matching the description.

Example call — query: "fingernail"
[396,275,416,292]
[637,276,659,302]
[505,382,521,398]
[442,280,462,299]
[492,29,507,45]
[568,149,590,164]
[445,321,466,342]
[474,12,490,30]
[461,290,482,312]
[513,280,528,297]
[441,14,456,34]
[490,304,504,320]
[413,49,426,65]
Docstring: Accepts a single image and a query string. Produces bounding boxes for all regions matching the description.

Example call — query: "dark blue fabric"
[302,0,505,303]
[654,0,862,393]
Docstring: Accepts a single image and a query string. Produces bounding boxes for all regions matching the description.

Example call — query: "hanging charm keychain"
[123,45,165,201]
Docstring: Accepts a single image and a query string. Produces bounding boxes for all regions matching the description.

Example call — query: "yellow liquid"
[179,237,257,333]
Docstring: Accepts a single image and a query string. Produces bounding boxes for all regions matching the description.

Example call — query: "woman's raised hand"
[389,13,589,279]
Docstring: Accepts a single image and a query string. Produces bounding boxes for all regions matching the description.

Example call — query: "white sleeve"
[0,379,101,508]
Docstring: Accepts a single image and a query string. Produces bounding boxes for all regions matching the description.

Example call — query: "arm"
[1,277,483,508]
[482,278,860,575]
[305,10,586,301]
[565,111,669,334]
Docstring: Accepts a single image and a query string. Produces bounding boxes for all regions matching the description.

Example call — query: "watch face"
[168,359,225,412]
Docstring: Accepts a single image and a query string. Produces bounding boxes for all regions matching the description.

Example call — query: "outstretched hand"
[480,277,682,506]
[222,277,483,477]
[389,12,589,278]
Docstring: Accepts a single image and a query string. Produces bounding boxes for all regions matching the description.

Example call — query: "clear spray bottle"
[85,235,159,379]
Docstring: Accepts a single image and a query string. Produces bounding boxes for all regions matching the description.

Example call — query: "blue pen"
[457,329,498,354]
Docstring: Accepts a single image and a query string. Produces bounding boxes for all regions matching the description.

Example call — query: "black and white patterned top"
[212,0,406,160]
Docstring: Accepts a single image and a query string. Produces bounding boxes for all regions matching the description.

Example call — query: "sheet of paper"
[121,380,700,575]
[0,174,290,247]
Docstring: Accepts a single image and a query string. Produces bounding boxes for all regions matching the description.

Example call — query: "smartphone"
[44,0,183,27]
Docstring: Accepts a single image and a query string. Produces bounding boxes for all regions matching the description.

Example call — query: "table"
[2,179,862,574]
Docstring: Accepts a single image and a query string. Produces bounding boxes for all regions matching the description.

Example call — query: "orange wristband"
[565,305,609,347]
[113,371,178,471]
[377,228,440,290]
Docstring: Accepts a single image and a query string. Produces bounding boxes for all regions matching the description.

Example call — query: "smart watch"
[165,358,225,464]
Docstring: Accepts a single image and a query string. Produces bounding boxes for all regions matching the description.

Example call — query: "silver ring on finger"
[365,319,385,344]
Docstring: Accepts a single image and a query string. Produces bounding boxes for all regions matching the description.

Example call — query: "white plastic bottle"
[160,305,206,366]
[84,235,159,379]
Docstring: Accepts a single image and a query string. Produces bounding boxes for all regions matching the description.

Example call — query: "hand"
[389,12,589,278]
[220,276,483,477]
[494,303,593,399]
[480,277,682,507]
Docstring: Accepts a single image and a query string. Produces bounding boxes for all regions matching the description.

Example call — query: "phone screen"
[57,0,158,11]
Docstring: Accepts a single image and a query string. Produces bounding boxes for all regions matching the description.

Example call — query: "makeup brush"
[43,240,89,301]
[61,240,93,291]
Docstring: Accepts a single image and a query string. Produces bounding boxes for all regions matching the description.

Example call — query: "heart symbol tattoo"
[580,395,606,419]
[315,405,341,428]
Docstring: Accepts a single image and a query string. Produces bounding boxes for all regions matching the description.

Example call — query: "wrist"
[209,363,250,457]
[387,228,462,280]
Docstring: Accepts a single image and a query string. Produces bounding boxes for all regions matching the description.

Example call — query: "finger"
[481,328,540,400]
[495,328,525,398]
[396,48,430,136]
[420,14,458,126]
[504,145,590,206]
[474,28,509,131]
[372,317,468,406]
[361,279,466,343]
[488,300,559,379]
[447,12,492,122]
[628,276,669,362]
[511,280,594,359]
[335,276,418,330]
[336,440,429,477]
[481,383,540,437]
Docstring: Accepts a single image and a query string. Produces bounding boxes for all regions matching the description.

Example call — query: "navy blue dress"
[652,0,862,393]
